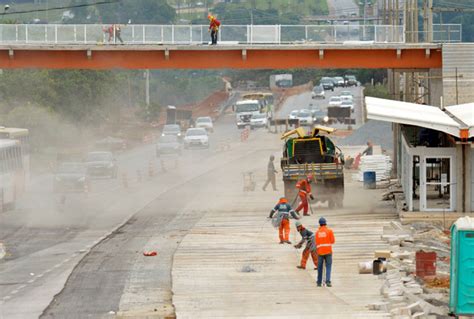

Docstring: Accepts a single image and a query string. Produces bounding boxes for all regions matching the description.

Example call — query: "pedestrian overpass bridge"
[0,24,455,69]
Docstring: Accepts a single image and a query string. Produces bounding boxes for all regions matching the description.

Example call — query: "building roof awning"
[366,97,474,138]
[445,103,474,137]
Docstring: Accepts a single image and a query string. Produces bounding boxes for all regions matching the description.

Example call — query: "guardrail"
[0,24,405,45]
[0,24,462,45]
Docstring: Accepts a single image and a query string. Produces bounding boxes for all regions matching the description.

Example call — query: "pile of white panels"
[355,155,393,182]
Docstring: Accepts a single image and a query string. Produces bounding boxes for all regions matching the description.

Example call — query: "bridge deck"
[0,43,443,69]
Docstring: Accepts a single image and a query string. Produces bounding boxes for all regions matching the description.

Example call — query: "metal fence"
[0,24,462,45]
[0,24,406,45]
[407,24,462,43]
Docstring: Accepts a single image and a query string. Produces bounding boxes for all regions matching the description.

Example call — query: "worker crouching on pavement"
[295,175,314,216]
[268,197,300,244]
[316,217,335,287]
[294,221,318,270]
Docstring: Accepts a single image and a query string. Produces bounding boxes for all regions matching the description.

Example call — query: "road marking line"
[37,273,44,278]
[10,290,18,295]
[17,285,26,290]
[27,279,35,284]
[3,296,11,300]
[64,258,71,263]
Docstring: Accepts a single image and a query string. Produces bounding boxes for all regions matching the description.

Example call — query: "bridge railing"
[0,24,408,45]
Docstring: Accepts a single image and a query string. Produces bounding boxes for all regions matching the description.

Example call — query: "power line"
[1,0,120,16]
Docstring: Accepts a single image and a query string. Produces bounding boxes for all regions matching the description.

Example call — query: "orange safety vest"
[296,179,311,196]
[315,225,335,255]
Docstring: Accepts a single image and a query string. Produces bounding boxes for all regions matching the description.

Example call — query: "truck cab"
[234,99,261,129]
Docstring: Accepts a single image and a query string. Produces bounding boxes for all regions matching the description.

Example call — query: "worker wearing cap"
[295,175,314,216]
[268,197,300,244]
[315,217,335,287]
[294,221,318,270]
[208,14,221,45]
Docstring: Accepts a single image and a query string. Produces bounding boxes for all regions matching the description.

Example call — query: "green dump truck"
[280,126,344,209]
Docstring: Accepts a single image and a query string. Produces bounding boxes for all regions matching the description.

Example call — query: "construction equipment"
[280,125,344,209]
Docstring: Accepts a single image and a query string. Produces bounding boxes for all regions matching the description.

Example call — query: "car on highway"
[328,96,343,107]
[195,116,214,133]
[288,110,299,120]
[333,76,345,87]
[311,109,329,124]
[54,162,89,192]
[184,128,209,149]
[320,77,335,91]
[250,113,268,129]
[341,94,353,103]
[344,75,358,87]
[156,135,182,157]
[85,151,118,178]
[340,91,353,99]
[162,124,182,138]
[340,100,354,112]
[296,110,313,126]
[311,85,325,99]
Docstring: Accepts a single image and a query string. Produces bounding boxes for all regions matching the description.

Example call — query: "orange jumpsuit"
[296,179,312,216]
[269,199,299,243]
[297,227,318,268]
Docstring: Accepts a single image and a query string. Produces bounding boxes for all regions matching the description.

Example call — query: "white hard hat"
[295,221,302,228]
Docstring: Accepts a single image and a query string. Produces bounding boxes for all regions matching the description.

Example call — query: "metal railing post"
[305,25,308,42]
[190,25,192,44]
[278,24,281,44]
[84,25,87,44]
[55,24,58,43]
[25,24,28,43]
[15,24,18,42]
[74,25,77,43]
[334,26,337,42]
[131,25,135,43]
[172,25,175,44]
[374,25,377,42]
[201,25,203,43]
[143,25,146,44]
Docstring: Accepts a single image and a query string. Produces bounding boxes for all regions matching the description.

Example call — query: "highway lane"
[277,84,364,130]
[328,0,359,18]
[0,114,241,318]
[41,114,269,318]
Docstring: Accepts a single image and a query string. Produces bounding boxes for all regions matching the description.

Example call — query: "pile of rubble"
[368,221,451,319]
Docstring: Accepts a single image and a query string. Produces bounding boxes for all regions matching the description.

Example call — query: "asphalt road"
[277,84,364,130]
[328,0,359,17]
[0,115,242,319]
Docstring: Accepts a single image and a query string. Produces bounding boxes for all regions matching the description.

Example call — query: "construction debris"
[374,221,451,318]
[355,155,393,182]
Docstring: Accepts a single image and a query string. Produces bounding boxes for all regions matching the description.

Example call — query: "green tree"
[98,0,176,24]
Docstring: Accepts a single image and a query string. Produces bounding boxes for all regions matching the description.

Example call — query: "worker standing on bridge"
[268,197,299,244]
[316,217,335,287]
[295,175,314,216]
[294,221,318,270]
[262,155,277,191]
[114,24,124,44]
[208,15,221,45]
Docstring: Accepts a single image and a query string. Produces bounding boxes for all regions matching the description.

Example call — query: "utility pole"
[144,70,150,107]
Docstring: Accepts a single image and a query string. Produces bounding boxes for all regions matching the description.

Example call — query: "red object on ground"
[352,154,362,170]
[143,251,158,257]
[416,250,437,278]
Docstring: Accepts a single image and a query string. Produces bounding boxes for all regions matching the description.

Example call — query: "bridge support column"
[428,68,443,106]
[388,69,401,177]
